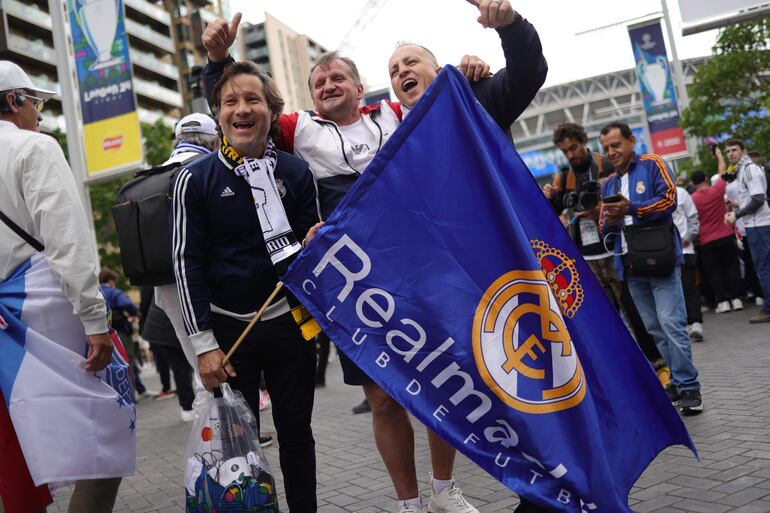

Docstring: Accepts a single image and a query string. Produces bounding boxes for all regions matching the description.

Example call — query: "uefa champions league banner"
[283,67,696,512]
[68,0,143,177]
[628,20,688,158]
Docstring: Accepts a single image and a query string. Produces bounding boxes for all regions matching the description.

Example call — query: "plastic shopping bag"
[184,383,279,512]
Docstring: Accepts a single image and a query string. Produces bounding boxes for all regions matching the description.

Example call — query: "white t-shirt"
[338,117,381,173]
[619,173,632,254]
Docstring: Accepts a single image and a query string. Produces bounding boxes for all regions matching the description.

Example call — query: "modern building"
[238,12,327,114]
[163,0,230,113]
[512,56,709,181]
[0,0,187,131]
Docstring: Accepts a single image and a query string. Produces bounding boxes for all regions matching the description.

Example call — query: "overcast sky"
[229,0,719,92]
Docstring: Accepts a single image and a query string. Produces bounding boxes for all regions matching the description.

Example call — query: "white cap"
[175,113,218,137]
[0,61,57,99]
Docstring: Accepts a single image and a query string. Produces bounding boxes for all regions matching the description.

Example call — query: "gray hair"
[173,132,220,152]
[394,41,439,67]
[308,51,362,89]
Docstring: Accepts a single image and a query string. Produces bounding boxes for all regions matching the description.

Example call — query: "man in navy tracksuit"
[201,1,548,512]
[172,62,320,512]
[599,122,703,416]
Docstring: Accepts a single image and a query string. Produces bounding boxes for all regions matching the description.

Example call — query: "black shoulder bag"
[0,209,44,251]
[613,177,676,276]
[623,219,676,276]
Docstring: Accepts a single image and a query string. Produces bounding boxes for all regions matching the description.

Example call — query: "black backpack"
[112,155,201,286]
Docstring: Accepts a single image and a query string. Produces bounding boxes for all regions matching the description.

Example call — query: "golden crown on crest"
[530,240,584,318]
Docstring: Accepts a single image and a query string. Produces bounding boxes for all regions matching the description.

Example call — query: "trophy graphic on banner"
[637,53,670,107]
[76,0,123,70]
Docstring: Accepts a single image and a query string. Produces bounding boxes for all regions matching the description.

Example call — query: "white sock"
[432,477,453,495]
[399,497,422,509]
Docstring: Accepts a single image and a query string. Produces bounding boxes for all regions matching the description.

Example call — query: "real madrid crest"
[635,180,646,194]
[275,178,287,198]
[471,240,587,414]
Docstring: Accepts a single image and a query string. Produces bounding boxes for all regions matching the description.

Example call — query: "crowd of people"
[543,123,770,418]
[1,0,767,512]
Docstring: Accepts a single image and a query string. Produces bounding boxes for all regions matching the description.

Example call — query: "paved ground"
[47,303,770,512]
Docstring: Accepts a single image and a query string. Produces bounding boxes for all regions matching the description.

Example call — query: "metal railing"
[125,18,174,53]
[134,76,182,107]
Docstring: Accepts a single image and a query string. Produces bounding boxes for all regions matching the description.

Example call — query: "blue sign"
[68,0,143,176]
[69,0,137,124]
[628,21,687,156]
[283,67,695,511]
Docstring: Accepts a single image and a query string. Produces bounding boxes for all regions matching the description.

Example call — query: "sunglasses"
[20,93,46,112]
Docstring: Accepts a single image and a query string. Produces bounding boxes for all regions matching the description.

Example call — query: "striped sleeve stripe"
[643,154,677,214]
[172,168,198,335]
[637,154,676,216]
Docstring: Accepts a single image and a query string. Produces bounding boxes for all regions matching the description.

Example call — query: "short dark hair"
[749,150,761,159]
[99,268,118,283]
[691,170,707,185]
[553,122,588,146]
[725,138,746,151]
[308,51,362,89]
[599,122,633,139]
[210,61,284,138]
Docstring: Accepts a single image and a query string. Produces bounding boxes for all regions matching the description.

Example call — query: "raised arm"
[201,14,240,108]
[466,0,548,131]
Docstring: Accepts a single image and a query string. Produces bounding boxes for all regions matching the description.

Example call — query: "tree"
[680,17,770,167]
[52,120,174,290]
[141,118,175,167]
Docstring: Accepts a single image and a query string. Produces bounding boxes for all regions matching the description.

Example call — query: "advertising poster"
[628,20,688,157]
[68,0,143,177]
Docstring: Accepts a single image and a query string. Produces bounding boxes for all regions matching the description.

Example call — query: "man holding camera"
[544,123,619,302]
[599,122,702,416]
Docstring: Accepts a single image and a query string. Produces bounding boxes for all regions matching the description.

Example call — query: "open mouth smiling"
[233,121,255,130]
[401,79,418,92]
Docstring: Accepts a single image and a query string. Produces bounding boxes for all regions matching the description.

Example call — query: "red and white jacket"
[276,101,403,218]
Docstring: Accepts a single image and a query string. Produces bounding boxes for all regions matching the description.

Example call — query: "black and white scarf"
[221,137,320,340]
[232,138,303,266]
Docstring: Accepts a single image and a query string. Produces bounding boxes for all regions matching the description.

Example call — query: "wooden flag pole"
[222,282,284,365]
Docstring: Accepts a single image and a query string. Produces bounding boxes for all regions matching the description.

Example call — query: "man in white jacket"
[0,60,124,513]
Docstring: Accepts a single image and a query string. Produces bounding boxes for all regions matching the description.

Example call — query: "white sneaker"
[715,301,731,314]
[688,322,703,342]
[398,503,425,513]
[732,298,744,311]
[428,483,479,513]
[180,409,196,422]
[757,297,765,307]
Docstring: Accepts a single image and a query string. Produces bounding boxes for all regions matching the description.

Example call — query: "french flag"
[0,255,136,511]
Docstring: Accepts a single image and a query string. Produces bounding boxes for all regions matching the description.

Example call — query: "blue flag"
[282,66,695,512]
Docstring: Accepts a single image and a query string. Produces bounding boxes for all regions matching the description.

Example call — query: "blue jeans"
[746,226,770,312]
[627,267,700,392]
